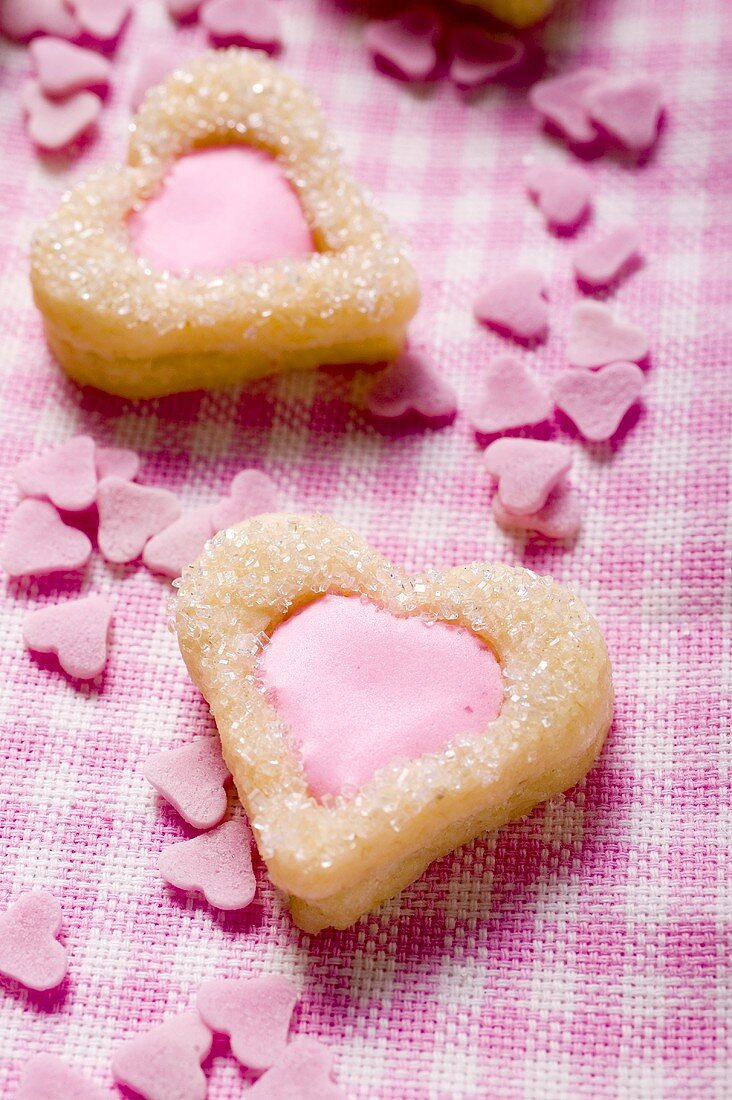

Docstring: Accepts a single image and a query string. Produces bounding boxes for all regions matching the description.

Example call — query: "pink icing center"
[127,145,314,276]
[258,594,503,799]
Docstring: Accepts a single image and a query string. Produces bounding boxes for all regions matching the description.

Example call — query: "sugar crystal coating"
[176,513,613,932]
[30,49,420,398]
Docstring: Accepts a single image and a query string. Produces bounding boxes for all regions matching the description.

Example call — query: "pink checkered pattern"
[1,0,730,1096]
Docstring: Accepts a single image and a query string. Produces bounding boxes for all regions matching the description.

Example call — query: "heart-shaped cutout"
[568,300,649,369]
[112,1012,212,1100]
[0,889,67,991]
[364,6,441,83]
[525,162,592,232]
[573,225,640,289]
[142,506,215,579]
[29,37,112,98]
[14,434,97,512]
[31,51,419,398]
[211,469,280,532]
[470,354,552,436]
[493,481,581,540]
[448,25,525,90]
[0,0,80,41]
[67,0,132,43]
[176,513,612,932]
[23,594,113,679]
[16,1055,108,1100]
[528,66,606,145]
[158,817,256,910]
[197,976,298,1069]
[553,362,644,442]
[366,349,457,422]
[22,80,102,151]
[259,594,502,798]
[473,268,548,343]
[248,1037,346,1099]
[583,74,664,153]
[201,0,282,52]
[485,437,572,515]
[97,476,181,563]
[143,737,231,829]
[1,499,92,578]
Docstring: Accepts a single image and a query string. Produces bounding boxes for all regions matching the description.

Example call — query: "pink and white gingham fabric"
[1,0,731,1096]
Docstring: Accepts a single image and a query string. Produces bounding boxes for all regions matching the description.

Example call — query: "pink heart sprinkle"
[22,80,102,152]
[97,476,182,564]
[583,74,665,153]
[14,434,97,512]
[112,1012,212,1100]
[1,499,92,578]
[567,300,649,369]
[364,6,441,83]
[158,818,256,910]
[166,0,203,20]
[0,0,80,42]
[211,469,279,532]
[525,162,592,232]
[143,738,231,830]
[573,225,641,289]
[470,354,552,436]
[493,481,581,540]
[485,437,572,516]
[0,890,67,991]
[200,0,282,53]
[67,0,132,42]
[448,25,525,90]
[366,349,458,422]
[23,595,113,680]
[16,1055,109,1100]
[29,37,112,98]
[142,507,215,578]
[528,66,606,146]
[248,1037,347,1100]
[130,49,187,112]
[553,361,644,442]
[197,976,298,1069]
[473,268,548,343]
[95,445,140,482]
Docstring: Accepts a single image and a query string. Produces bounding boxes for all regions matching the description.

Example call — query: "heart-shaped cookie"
[248,1037,346,1099]
[485,437,572,515]
[67,0,132,43]
[176,513,612,932]
[158,817,256,910]
[0,0,80,42]
[14,434,98,512]
[143,737,231,829]
[30,50,419,398]
[469,354,552,436]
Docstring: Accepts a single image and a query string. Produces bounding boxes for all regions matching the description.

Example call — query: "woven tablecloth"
[1,0,730,1096]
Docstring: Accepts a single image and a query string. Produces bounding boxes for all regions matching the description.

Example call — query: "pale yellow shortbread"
[462,0,555,27]
[30,50,420,399]
[176,513,613,933]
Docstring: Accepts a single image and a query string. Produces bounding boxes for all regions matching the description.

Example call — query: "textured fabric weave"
[0,0,730,1096]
